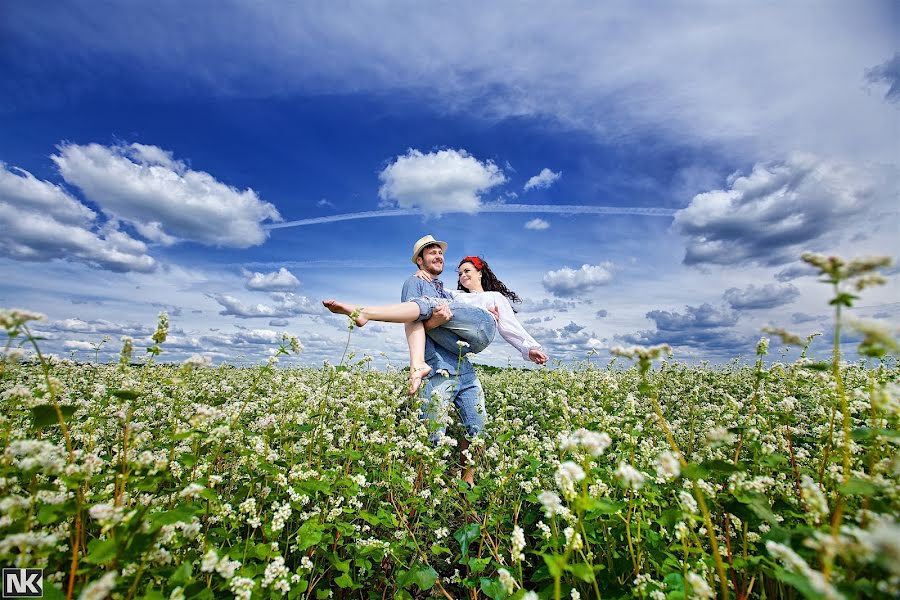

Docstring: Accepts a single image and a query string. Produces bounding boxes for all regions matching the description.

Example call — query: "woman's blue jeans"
[411,297,497,355]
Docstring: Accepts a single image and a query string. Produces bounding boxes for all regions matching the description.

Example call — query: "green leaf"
[334,572,353,588]
[31,404,61,428]
[150,503,198,526]
[358,510,380,526]
[830,292,858,307]
[801,362,831,372]
[84,538,118,565]
[403,565,437,591]
[702,459,743,473]
[584,498,626,515]
[296,521,324,552]
[840,477,879,497]
[851,427,900,441]
[566,562,595,583]
[467,556,491,574]
[169,561,192,585]
[681,462,707,480]
[113,389,141,399]
[453,523,481,558]
[480,577,507,600]
[542,553,566,578]
[761,453,789,467]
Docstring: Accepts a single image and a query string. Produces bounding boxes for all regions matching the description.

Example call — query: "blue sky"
[1,1,898,367]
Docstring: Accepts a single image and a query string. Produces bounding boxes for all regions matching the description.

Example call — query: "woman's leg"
[322,299,420,327]
[323,299,432,393]
[405,321,431,394]
[426,303,497,355]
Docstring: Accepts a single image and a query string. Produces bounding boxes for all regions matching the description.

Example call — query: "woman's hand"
[414,269,433,282]
[528,348,549,365]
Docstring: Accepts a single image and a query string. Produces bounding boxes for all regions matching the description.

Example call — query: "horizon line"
[265,204,678,229]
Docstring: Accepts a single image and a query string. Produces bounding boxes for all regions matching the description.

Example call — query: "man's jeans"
[421,369,486,441]
[410,297,497,355]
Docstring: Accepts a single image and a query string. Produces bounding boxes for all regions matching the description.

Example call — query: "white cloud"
[212,292,319,319]
[542,263,614,297]
[243,267,300,291]
[723,283,800,310]
[52,142,282,248]
[524,168,561,191]
[0,163,157,273]
[9,4,895,164]
[378,148,506,214]
[63,340,96,350]
[674,154,895,267]
[524,218,550,230]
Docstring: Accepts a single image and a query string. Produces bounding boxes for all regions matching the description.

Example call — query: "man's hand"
[528,348,549,365]
[488,305,500,323]
[423,303,452,331]
[414,269,434,282]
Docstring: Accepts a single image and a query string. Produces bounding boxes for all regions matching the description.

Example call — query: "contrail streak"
[265,204,677,229]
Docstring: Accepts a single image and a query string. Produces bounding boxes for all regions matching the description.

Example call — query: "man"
[401,234,497,485]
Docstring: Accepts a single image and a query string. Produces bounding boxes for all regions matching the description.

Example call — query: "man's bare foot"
[408,364,432,395]
[322,300,368,327]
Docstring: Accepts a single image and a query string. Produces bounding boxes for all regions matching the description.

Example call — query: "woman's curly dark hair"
[456,256,522,309]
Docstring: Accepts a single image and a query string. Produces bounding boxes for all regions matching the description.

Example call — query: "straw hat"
[411,234,447,264]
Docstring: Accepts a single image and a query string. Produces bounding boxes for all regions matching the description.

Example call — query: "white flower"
[497,568,516,594]
[555,461,586,500]
[201,549,218,573]
[560,429,611,457]
[685,572,713,599]
[456,340,470,348]
[179,483,205,498]
[800,475,828,524]
[79,571,117,600]
[511,526,526,562]
[655,452,681,480]
[614,462,645,491]
[538,491,564,518]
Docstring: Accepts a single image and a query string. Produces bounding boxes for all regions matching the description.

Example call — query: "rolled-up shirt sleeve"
[494,294,542,360]
[401,277,430,321]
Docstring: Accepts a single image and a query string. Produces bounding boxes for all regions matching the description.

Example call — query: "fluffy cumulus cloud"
[674,154,888,267]
[528,320,597,357]
[524,218,550,230]
[865,52,900,102]
[517,297,578,314]
[524,168,561,191]
[243,267,300,291]
[211,292,319,319]
[723,283,800,310]
[774,262,817,282]
[617,303,749,356]
[542,263,614,297]
[378,149,506,214]
[52,142,281,247]
[0,162,156,272]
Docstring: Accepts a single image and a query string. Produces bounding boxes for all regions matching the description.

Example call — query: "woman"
[323,256,548,393]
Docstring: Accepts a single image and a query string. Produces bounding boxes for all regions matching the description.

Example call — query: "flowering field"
[1,255,897,600]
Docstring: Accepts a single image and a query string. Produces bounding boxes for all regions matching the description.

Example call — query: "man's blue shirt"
[401,276,474,376]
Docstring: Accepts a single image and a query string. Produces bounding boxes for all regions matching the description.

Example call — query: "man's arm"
[423,304,452,331]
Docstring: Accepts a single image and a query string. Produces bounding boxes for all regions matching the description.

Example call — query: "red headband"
[460,256,483,270]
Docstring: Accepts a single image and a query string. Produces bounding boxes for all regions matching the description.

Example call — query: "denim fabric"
[401,276,473,376]
[420,369,486,441]
[413,297,497,355]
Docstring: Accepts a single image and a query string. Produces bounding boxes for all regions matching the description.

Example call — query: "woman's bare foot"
[408,364,432,395]
[462,466,475,487]
[322,300,368,327]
